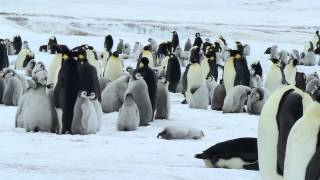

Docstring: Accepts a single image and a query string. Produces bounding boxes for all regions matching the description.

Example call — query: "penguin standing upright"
[47,45,63,87]
[258,85,313,180]
[166,54,181,93]
[135,57,157,114]
[53,45,80,134]
[265,58,286,94]
[13,35,22,55]
[48,36,58,54]
[233,56,250,87]
[0,39,9,70]
[186,46,202,103]
[201,45,218,82]
[193,33,203,48]
[202,38,212,55]
[284,58,298,85]
[171,31,179,52]
[73,47,101,101]
[116,39,124,53]
[104,34,113,53]
[103,51,123,81]
[184,38,192,52]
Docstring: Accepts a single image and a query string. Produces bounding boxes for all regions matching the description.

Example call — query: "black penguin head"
[195,33,200,37]
[228,50,241,58]
[140,57,149,66]
[112,51,120,57]
[270,58,280,64]
[72,47,87,62]
[316,30,319,35]
[143,45,152,51]
[219,79,224,85]
[172,31,177,34]
[148,38,152,42]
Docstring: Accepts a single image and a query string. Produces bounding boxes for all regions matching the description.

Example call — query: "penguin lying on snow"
[195,137,259,170]
[222,85,251,113]
[71,91,102,135]
[157,126,204,140]
[117,93,139,131]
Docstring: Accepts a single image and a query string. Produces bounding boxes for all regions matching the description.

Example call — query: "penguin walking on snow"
[171,31,179,52]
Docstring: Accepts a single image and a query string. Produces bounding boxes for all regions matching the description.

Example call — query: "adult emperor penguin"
[15,49,34,70]
[200,45,219,82]
[71,91,101,135]
[103,51,123,81]
[0,39,9,70]
[73,47,101,101]
[284,87,320,180]
[258,85,313,180]
[84,45,102,77]
[47,45,63,87]
[47,36,58,54]
[165,54,181,93]
[53,45,80,134]
[16,71,55,132]
[265,58,286,94]
[284,58,298,85]
[171,31,179,52]
[117,93,140,131]
[193,33,203,48]
[195,137,259,170]
[185,46,202,103]
[138,45,154,68]
[125,72,153,126]
[135,57,157,113]
[13,35,22,55]
[104,34,113,53]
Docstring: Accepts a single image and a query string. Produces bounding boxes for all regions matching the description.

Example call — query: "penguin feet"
[181,99,187,104]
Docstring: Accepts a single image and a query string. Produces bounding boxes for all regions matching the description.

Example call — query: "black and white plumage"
[195,137,259,170]
[157,126,204,140]
[265,58,286,94]
[193,33,203,48]
[249,61,263,88]
[104,34,113,53]
[15,49,34,70]
[155,76,170,119]
[13,35,22,55]
[117,93,139,131]
[71,91,102,135]
[53,45,80,134]
[171,31,179,52]
[166,54,181,93]
[295,72,306,91]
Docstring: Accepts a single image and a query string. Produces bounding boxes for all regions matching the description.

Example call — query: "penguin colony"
[1,30,320,179]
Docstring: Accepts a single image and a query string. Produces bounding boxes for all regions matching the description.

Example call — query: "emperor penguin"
[265,58,286,94]
[157,126,204,140]
[71,91,101,135]
[284,58,298,85]
[135,57,157,114]
[201,45,218,82]
[132,41,143,54]
[4,39,15,55]
[295,72,306,91]
[279,50,289,65]
[15,49,34,70]
[47,36,58,54]
[301,49,316,66]
[0,39,9,70]
[222,85,251,113]
[186,46,202,103]
[284,86,320,180]
[104,34,113,53]
[101,74,130,113]
[47,45,63,87]
[16,71,55,132]
[0,70,5,103]
[25,59,36,77]
[184,38,192,52]
[249,61,263,88]
[171,31,179,52]
[125,72,153,126]
[247,87,268,115]
[189,82,209,110]
[193,32,203,48]
[306,78,320,94]
[122,43,131,56]
[116,39,124,53]
[211,80,226,111]
[2,68,23,106]
[155,76,170,119]
[138,45,154,68]
[85,46,102,77]
[165,54,181,93]
[31,61,46,78]
[195,137,259,170]
[103,51,123,81]
[117,93,140,131]
[53,45,80,134]
[258,85,313,180]
[13,35,22,55]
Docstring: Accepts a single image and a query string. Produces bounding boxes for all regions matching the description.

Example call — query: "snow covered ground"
[0,0,320,179]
